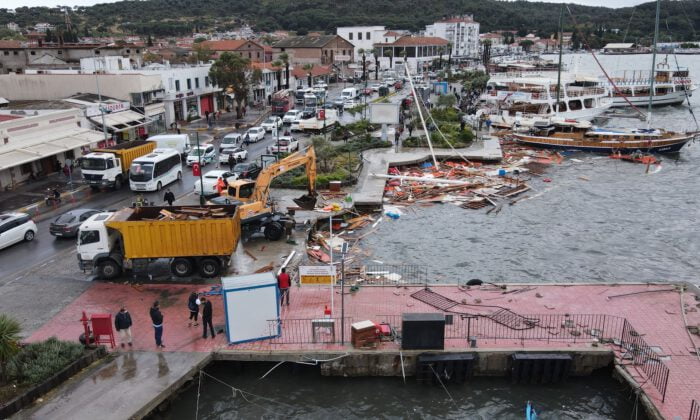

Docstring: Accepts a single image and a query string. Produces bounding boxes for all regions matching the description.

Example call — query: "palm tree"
[358,48,367,82]
[302,63,314,87]
[386,49,394,69]
[271,60,283,91]
[447,42,453,68]
[438,46,445,69]
[367,48,380,80]
[279,52,290,89]
[0,314,21,382]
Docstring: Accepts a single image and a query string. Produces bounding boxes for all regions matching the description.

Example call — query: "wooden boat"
[512,120,696,153]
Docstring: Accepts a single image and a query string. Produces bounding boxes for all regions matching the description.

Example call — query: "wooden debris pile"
[155,207,230,221]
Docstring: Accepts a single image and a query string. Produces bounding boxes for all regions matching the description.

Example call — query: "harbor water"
[362,54,700,284]
[165,362,642,419]
[168,54,693,418]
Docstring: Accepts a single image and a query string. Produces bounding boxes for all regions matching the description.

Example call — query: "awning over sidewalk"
[90,110,150,133]
[145,102,165,116]
[0,129,105,171]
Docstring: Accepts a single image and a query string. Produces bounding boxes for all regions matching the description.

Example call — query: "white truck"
[340,87,359,101]
[79,140,156,190]
[298,109,339,134]
[146,134,192,156]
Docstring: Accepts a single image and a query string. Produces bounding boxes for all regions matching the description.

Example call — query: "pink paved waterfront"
[29,282,700,419]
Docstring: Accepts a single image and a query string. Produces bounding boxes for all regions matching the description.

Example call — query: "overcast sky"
[4,0,651,10]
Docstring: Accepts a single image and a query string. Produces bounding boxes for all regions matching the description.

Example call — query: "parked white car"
[267,137,299,154]
[245,127,266,143]
[343,100,358,109]
[194,170,236,196]
[313,82,328,90]
[282,110,302,124]
[289,119,302,132]
[186,144,216,166]
[383,78,396,87]
[219,132,241,151]
[219,147,248,164]
[0,213,37,250]
[261,116,283,132]
[370,83,383,92]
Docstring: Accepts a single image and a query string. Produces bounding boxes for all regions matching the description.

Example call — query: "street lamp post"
[196,132,205,205]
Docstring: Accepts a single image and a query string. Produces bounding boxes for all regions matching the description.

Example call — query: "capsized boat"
[511,119,696,153]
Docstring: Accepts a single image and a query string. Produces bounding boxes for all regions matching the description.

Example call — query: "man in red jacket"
[278,268,290,306]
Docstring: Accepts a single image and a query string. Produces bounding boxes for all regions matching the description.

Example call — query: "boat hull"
[512,134,693,154]
[610,90,691,107]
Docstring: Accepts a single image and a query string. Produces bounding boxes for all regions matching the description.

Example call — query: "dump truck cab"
[77,212,120,275]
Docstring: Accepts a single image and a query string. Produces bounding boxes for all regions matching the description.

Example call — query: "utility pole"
[196,132,205,205]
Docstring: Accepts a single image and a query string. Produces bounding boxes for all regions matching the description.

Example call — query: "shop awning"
[91,110,151,133]
[145,102,165,116]
[0,129,105,171]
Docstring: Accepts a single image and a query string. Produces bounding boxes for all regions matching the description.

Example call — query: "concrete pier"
[353,136,502,208]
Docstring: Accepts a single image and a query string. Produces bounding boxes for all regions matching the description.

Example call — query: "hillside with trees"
[0,0,697,45]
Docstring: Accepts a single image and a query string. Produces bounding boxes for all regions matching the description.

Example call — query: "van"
[146,134,192,156]
[340,87,359,101]
[129,148,182,192]
[220,132,241,151]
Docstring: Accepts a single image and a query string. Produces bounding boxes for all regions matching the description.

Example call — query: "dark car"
[232,162,262,180]
[301,107,316,119]
[50,208,100,238]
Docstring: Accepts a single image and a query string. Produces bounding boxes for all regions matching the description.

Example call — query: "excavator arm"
[250,146,317,210]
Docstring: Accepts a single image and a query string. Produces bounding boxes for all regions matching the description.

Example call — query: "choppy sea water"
[362,54,700,284]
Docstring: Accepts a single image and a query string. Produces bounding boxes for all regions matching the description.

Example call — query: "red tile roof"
[291,65,332,78]
[202,40,263,51]
[384,31,402,37]
[437,17,474,23]
[251,61,282,71]
[0,40,21,48]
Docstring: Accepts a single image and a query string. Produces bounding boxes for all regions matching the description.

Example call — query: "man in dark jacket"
[114,306,133,348]
[227,152,235,171]
[150,301,165,349]
[164,189,175,206]
[200,297,215,339]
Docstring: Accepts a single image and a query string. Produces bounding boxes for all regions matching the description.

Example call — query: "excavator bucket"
[293,193,317,210]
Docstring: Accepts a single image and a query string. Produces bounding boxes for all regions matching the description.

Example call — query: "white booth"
[222,272,280,344]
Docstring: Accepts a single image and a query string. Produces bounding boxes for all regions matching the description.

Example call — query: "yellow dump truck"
[79,140,157,189]
[77,205,241,279]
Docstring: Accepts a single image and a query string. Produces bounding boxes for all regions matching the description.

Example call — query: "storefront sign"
[86,101,130,117]
[299,265,336,285]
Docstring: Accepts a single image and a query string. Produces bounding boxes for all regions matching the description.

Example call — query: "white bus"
[129,148,182,192]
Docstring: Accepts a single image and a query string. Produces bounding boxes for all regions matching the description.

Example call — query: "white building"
[424,15,480,58]
[6,22,20,32]
[81,57,221,126]
[336,26,386,61]
[0,108,105,189]
[34,23,55,33]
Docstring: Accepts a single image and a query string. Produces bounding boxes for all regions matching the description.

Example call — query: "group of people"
[112,293,216,350]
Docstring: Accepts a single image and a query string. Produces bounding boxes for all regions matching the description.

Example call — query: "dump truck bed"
[105,205,241,259]
[94,140,156,173]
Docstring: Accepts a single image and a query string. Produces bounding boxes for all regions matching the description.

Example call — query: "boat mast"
[555,5,564,115]
[647,0,661,124]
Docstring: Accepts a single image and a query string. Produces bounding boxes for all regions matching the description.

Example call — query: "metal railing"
[344,265,429,286]
[619,319,670,403]
[690,399,700,420]
[263,311,668,402]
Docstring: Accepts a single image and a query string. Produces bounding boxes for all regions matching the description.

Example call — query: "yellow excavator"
[224,146,317,241]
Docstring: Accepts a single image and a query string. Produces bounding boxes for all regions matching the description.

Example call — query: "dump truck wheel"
[171,258,194,277]
[114,176,122,189]
[98,260,121,280]
[264,222,284,241]
[198,258,220,278]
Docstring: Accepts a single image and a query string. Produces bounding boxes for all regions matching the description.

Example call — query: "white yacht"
[605,60,696,107]
[481,71,612,128]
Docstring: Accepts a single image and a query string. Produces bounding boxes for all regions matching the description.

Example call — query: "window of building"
[366,32,371,40]
[348,33,353,40]
[256,52,260,58]
[175,80,181,91]
[248,52,251,58]
[57,50,62,54]
[186,78,191,89]
[136,49,140,53]
[94,50,100,55]
[30,51,36,55]
[205,76,210,87]
[358,32,362,40]
[195,77,200,88]
[13,51,18,55]
[3,51,8,56]
[126,49,130,53]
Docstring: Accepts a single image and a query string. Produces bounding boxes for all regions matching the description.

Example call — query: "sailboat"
[512,0,697,154]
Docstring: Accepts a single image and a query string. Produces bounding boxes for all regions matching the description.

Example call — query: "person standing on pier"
[150,301,165,349]
[114,306,133,348]
[200,297,215,339]
[278,268,290,306]
[187,292,199,327]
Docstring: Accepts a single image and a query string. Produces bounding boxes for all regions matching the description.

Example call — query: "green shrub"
[8,337,84,385]
[430,108,460,122]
